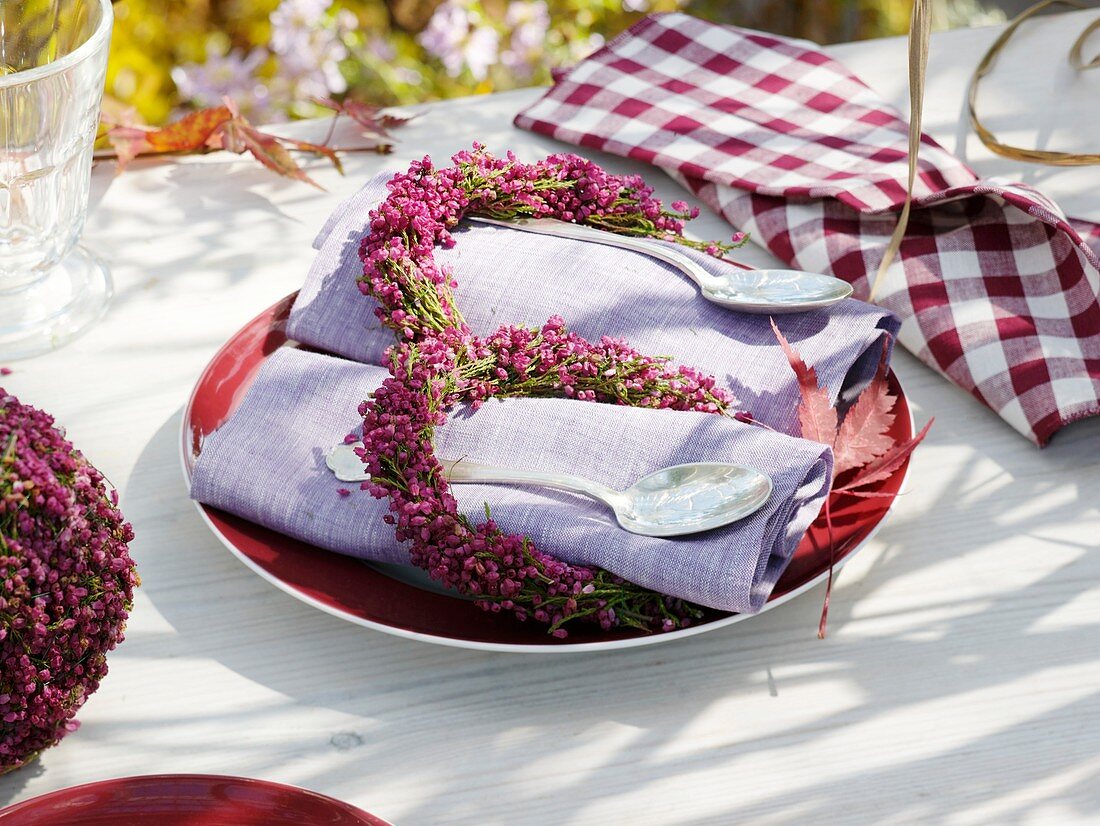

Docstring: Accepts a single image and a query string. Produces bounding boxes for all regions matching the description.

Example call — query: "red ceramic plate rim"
[0,774,392,824]
[179,293,913,654]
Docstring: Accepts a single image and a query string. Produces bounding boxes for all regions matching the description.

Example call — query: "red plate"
[0,775,390,825]
[180,294,913,652]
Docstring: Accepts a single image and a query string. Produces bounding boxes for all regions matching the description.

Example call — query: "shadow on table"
[80,159,307,325]
[57,357,1100,823]
[0,760,45,806]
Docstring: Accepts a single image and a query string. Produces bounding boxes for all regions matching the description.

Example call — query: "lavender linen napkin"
[190,347,833,613]
[286,174,900,436]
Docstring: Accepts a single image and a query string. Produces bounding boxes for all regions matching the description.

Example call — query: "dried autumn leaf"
[770,318,838,447]
[832,341,896,475]
[316,96,411,144]
[216,117,314,188]
[834,418,933,493]
[104,105,232,169]
[770,323,932,641]
[217,98,342,189]
[283,138,344,174]
[102,97,351,187]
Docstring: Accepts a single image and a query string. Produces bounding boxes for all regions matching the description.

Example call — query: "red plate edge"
[179,293,914,653]
[0,774,391,825]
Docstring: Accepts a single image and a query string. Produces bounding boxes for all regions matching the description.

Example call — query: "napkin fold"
[190,347,833,614]
[513,12,1100,446]
[286,174,899,438]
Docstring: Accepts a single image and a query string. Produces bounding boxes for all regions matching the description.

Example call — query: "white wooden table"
[3,11,1100,824]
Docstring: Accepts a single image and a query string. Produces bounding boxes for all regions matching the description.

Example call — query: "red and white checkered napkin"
[515,12,1100,446]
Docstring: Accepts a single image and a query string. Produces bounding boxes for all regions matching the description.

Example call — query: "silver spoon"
[465,215,853,314]
[327,443,772,538]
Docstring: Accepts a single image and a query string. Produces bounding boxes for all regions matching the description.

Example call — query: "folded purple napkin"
[285,174,900,436]
[190,347,833,613]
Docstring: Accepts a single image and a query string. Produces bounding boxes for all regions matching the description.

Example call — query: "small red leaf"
[315,96,409,148]
[832,341,896,475]
[835,418,933,492]
[213,98,334,189]
[279,137,345,175]
[234,125,323,189]
[771,319,838,447]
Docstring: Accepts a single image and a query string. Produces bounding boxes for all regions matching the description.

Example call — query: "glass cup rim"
[0,0,114,89]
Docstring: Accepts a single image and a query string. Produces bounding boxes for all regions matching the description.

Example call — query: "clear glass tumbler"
[0,0,113,360]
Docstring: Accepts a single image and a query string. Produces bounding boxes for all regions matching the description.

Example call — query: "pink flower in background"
[172,49,273,121]
[269,0,332,52]
[269,0,352,98]
[501,0,550,79]
[171,0,354,121]
[367,34,397,63]
[419,1,500,81]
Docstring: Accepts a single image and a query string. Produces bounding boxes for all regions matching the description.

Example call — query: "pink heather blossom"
[352,146,749,636]
[0,390,137,773]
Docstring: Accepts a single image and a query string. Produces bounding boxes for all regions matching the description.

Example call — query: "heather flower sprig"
[358,145,749,342]
[452,146,749,256]
[458,317,731,412]
[356,147,748,636]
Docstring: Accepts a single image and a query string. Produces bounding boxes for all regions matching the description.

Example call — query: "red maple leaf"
[771,320,930,485]
[315,97,413,142]
[772,319,932,639]
[770,318,837,447]
[832,341,896,476]
[834,419,933,494]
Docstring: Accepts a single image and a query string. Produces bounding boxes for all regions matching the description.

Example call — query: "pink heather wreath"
[356,146,749,636]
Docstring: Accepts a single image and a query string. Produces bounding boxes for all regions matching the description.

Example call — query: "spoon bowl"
[616,462,774,536]
[701,269,853,314]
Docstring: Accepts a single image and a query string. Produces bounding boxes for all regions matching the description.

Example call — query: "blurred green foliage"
[104,0,1004,125]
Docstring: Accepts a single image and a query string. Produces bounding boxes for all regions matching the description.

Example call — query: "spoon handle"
[442,458,625,512]
[327,444,624,511]
[466,215,719,290]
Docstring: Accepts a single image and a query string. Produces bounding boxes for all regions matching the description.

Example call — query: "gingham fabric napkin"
[287,173,899,438]
[190,347,833,614]
[514,12,1100,445]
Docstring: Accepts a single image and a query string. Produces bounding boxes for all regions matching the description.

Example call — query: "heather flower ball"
[0,390,138,775]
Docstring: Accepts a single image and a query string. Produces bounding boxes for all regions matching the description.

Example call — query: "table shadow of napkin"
[513,12,1100,445]
[190,347,833,614]
[286,174,899,437]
